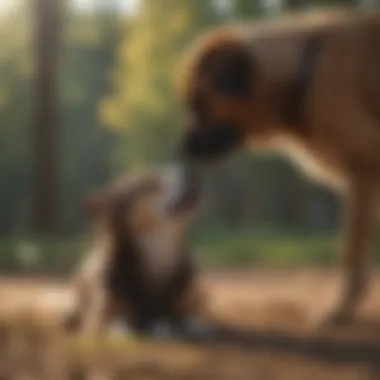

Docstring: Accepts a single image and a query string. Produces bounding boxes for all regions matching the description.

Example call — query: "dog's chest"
[139,224,186,285]
[106,234,186,301]
[141,166,189,285]
[277,136,345,190]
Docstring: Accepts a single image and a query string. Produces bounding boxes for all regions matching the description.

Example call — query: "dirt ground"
[1,269,380,380]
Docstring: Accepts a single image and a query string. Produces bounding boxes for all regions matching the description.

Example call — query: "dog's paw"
[182,317,217,339]
[108,320,136,339]
[320,310,353,328]
[150,320,178,340]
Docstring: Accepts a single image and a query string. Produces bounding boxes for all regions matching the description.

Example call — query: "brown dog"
[65,166,204,336]
[174,8,380,325]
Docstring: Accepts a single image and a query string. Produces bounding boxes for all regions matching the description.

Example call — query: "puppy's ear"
[200,43,256,98]
[83,190,108,218]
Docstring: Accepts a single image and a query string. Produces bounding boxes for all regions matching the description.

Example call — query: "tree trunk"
[32,0,62,233]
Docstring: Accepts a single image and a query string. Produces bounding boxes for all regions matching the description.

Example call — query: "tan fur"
[179,8,380,324]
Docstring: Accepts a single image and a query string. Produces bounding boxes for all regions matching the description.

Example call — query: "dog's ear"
[200,43,256,98]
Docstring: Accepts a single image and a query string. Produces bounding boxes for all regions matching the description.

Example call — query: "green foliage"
[101,0,220,169]
[233,0,263,18]
[61,10,121,231]
[0,5,32,233]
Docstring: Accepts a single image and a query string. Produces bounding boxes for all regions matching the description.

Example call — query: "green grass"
[1,227,380,273]
[0,237,86,273]
[193,226,340,268]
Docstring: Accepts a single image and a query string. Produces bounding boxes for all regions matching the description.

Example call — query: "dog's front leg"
[326,177,377,325]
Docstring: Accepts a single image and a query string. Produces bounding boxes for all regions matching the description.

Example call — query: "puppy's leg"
[82,289,114,336]
[326,177,377,325]
[63,305,83,332]
[165,264,214,338]
[164,260,196,324]
[63,273,90,332]
[173,278,205,321]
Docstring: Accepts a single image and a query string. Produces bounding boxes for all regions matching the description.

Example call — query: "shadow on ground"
[1,269,380,379]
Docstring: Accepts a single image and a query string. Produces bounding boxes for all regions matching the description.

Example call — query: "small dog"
[65,166,205,337]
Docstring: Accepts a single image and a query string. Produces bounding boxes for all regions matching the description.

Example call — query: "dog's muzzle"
[181,122,243,161]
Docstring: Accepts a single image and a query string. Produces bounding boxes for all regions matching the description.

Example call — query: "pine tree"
[101,0,219,169]
[32,0,63,233]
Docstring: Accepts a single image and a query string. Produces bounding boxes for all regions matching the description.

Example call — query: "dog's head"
[167,28,263,214]
[84,167,199,261]
[177,28,260,163]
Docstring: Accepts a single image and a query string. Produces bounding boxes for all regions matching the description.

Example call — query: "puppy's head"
[84,168,199,253]
[178,28,258,163]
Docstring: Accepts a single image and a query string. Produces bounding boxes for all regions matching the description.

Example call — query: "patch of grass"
[1,227,380,273]
[193,226,340,268]
[0,236,86,273]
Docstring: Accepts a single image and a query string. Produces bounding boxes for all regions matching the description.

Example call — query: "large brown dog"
[66,166,203,336]
[173,9,380,324]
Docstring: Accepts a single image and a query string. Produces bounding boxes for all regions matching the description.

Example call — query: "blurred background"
[1,0,380,274]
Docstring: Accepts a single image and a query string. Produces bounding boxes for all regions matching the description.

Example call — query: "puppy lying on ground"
[65,166,205,337]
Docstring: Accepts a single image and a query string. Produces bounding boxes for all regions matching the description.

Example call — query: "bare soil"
[1,269,380,379]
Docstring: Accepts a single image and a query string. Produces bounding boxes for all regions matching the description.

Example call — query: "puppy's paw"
[108,320,137,341]
[182,317,217,340]
[150,320,178,340]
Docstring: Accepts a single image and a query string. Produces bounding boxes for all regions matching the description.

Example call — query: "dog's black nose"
[182,122,243,161]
